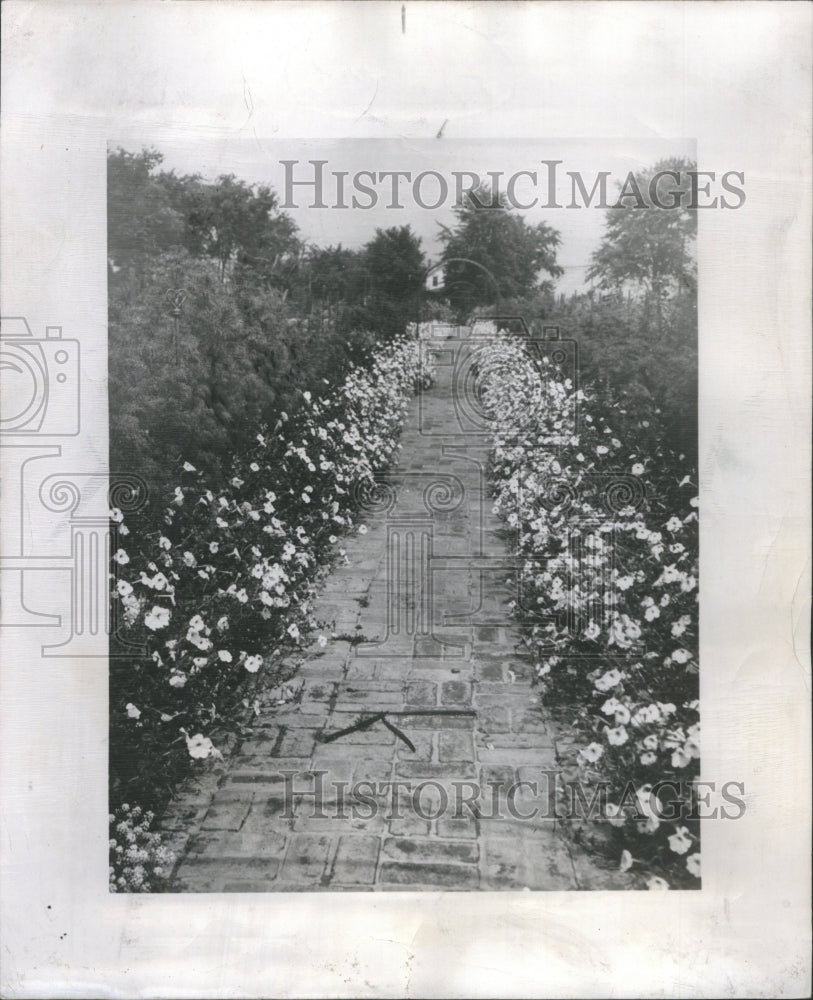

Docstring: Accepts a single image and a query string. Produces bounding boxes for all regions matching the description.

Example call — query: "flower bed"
[109,335,432,832]
[477,332,700,889]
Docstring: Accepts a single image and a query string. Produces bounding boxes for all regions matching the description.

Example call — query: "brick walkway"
[164,335,627,891]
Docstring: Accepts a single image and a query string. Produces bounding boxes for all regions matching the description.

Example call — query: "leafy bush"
[478,331,699,889]
[110,336,432,817]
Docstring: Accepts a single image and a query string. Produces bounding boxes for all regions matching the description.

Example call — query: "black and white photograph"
[105,138,702,894]
[1,2,810,997]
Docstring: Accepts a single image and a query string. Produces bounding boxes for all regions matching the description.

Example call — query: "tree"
[181,174,301,287]
[107,148,185,273]
[587,158,697,335]
[362,226,426,338]
[438,185,562,315]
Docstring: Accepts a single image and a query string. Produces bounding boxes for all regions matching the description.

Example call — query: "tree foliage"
[439,185,562,315]
[587,158,697,334]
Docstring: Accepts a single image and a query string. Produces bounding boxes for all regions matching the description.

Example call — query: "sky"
[108,133,695,296]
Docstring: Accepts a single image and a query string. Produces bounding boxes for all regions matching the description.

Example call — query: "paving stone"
[388,810,432,838]
[293,809,387,835]
[395,761,476,780]
[479,765,516,789]
[478,704,511,733]
[276,729,319,757]
[352,761,394,789]
[476,660,506,682]
[437,815,478,839]
[479,746,559,766]
[160,802,209,831]
[395,730,433,761]
[396,713,473,730]
[201,793,254,832]
[381,837,479,865]
[437,731,474,762]
[174,858,281,891]
[441,680,472,706]
[281,834,332,882]
[406,679,437,707]
[379,862,479,889]
[189,828,287,859]
[327,835,380,884]
[481,831,576,890]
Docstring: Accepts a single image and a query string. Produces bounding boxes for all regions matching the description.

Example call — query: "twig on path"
[317,708,477,750]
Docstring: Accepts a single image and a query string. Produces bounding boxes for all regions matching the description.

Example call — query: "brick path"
[164,335,627,891]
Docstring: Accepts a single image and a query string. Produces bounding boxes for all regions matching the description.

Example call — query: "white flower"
[125,703,141,720]
[250,462,260,472]
[209,542,219,554]
[578,742,604,764]
[109,507,124,523]
[640,752,656,765]
[169,673,187,688]
[317,635,328,648]
[183,461,196,472]
[183,732,222,760]
[671,747,692,768]
[596,445,608,455]
[301,492,311,504]
[584,620,601,640]
[644,605,660,621]
[619,849,633,872]
[686,852,701,877]
[116,579,133,597]
[217,650,232,663]
[607,725,628,746]
[173,487,185,506]
[287,622,300,640]
[217,616,229,631]
[666,516,683,532]
[631,463,644,476]
[358,524,368,535]
[328,535,337,544]
[594,668,623,692]
[605,802,626,827]
[668,826,693,855]
[231,477,244,489]
[182,551,197,568]
[244,655,263,673]
[671,615,691,638]
[646,876,670,890]
[113,549,130,565]
[637,814,660,835]
[189,614,205,631]
[613,704,630,726]
[158,536,172,550]
[671,647,691,664]
[144,606,170,631]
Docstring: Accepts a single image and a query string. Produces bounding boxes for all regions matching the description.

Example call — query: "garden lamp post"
[166,287,187,369]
